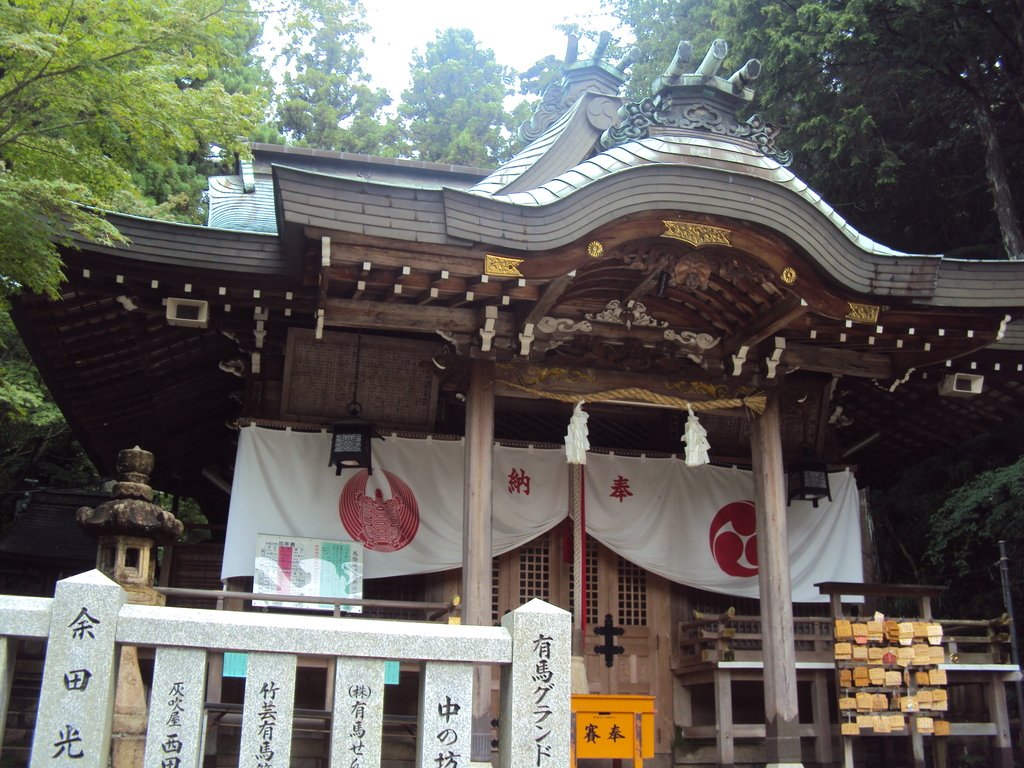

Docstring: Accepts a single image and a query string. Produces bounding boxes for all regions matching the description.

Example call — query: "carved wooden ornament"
[484,254,525,277]
[846,302,881,324]
[662,221,732,248]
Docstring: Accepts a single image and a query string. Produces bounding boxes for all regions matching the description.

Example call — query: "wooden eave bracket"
[316,236,331,339]
[519,322,536,356]
[765,337,786,379]
[254,306,268,349]
[479,306,499,352]
[731,345,749,377]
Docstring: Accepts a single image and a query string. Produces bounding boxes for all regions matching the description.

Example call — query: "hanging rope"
[570,464,585,651]
[497,381,766,415]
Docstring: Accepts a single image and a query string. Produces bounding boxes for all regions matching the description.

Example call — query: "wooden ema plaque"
[834,615,950,736]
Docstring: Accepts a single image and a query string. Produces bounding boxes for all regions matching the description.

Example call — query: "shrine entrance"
[492,528,676,752]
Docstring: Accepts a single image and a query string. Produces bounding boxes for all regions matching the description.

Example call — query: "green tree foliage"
[608,0,717,95]
[271,0,400,153]
[609,0,1024,259]
[929,458,1024,584]
[870,422,1024,618]
[518,54,564,99]
[398,28,515,167]
[124,13,272,224]
[0,0,266,298]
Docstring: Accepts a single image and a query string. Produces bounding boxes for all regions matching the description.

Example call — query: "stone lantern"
[78,446,183,604]
[77,446,184,768]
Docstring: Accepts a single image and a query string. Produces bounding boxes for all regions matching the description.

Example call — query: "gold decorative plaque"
[662,221,732,248]
[587,241,604,258]
[484,254,525,277]
[781,267,798,284]
[846,302,881,324]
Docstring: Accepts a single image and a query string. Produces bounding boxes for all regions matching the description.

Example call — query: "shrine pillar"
[462,359,495,760]
[750,389,804,767]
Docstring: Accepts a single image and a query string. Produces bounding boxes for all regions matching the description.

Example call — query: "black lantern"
[787,455,832,507]
[329,417,374,475]
[328,334,378,475]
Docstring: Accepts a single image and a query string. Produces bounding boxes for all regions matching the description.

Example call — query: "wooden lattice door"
[492,530,652,694]
[584,544,652,695]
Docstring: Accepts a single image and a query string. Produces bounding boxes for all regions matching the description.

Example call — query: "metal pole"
[997,540,1024,760]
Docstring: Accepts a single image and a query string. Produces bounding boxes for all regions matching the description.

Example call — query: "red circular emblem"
[339,470,419,552]
[709,500,758,577]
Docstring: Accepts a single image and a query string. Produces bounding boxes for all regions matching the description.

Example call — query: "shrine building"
[8,37,1024,768]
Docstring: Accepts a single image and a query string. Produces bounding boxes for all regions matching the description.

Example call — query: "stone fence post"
[499,598,571,768]
[9,572,570,768]
[30,570,127,768]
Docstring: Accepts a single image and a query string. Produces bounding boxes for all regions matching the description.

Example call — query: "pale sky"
[359,0,627,98]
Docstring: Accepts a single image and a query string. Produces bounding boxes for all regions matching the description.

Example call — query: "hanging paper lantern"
[564,400,591,465]
[683,406,711,466]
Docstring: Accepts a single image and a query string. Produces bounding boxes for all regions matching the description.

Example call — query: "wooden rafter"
[721,294,809,356]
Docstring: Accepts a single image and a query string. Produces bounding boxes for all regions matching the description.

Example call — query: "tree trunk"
[965,66,1024,260]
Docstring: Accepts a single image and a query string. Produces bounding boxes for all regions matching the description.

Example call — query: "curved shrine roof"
[268,116,1024,308]
[13,41,1024,499]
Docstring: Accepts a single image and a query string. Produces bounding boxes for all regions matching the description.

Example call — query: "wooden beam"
[781,342,892,378]
[750,389,803,765]
[890,336,1002,372]
[493,362,749,405]
[318,232,486,276]
[520,272,575,330]
[463,360,495,760]
[714,669,736,766]
[516,272,576,356]
[813,376,836,458]
[324,297,515,337]
[811,672,833,765]
[625,266,664,304]
[984,680,1015,768]
[463,359,494,625]
[721,295,808,356]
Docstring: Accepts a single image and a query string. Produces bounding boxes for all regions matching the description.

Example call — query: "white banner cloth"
[222,427,567,580]
[222,426,862,601]
[582,453,862,603]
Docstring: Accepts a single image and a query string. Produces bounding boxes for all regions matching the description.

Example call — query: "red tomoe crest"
[709,500,758,577]
[339,470,419,552]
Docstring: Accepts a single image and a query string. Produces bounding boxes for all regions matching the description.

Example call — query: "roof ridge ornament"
[600,38,792,166]
[519,32,638,144]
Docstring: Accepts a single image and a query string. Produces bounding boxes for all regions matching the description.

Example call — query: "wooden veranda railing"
[672,584,1022,768]
[0,570,570,768]
[677,609,835,666]
[677,611,1014,668]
